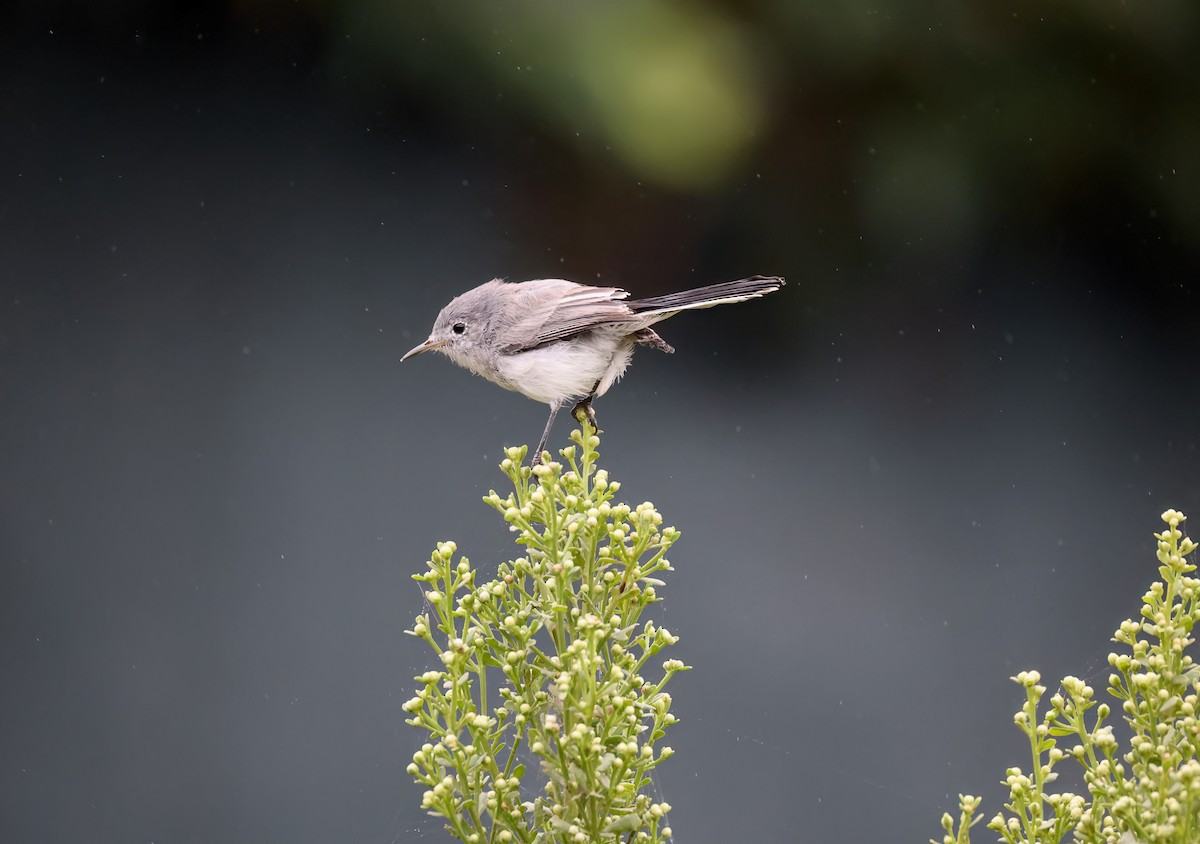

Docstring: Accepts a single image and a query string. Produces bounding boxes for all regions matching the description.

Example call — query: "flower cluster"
[935,510,1200,844]
[406,421,687,843]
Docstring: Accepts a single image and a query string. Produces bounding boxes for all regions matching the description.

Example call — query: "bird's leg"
[571,379,602,433]
[531,401,561,466]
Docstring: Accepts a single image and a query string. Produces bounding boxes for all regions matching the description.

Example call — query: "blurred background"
[2,1,1198,841]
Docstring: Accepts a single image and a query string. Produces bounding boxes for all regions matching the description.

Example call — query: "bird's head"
[401,289,492,369]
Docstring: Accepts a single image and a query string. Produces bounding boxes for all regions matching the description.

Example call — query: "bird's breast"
[496,334,630,405]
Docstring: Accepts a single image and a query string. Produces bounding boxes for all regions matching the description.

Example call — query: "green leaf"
[547,815,573,833]
[603,813,643,834]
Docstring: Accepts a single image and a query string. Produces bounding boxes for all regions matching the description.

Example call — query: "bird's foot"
[571,399,599,432]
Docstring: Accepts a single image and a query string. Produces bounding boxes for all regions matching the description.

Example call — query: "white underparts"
[493,333,637,405]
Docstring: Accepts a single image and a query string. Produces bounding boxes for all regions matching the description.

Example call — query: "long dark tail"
[628,275,785,315]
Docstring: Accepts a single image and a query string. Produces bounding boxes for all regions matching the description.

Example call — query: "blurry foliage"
[22,0,1199,265]
[320,0,1200,249]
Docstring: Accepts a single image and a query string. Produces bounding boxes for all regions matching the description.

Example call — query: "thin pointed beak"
[400,337,447,361]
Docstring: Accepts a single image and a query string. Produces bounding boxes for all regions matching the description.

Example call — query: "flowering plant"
[405,421,687,843]
[936,510,1200,844]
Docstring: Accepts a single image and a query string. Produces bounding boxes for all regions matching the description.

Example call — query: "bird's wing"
[498,280,637,353]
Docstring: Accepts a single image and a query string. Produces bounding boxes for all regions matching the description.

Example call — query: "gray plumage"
[402,274,784,461]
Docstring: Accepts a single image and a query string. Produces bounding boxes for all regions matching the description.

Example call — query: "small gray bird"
[402,274,785,463]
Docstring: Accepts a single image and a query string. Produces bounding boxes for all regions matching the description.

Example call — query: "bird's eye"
[452,322,466,335]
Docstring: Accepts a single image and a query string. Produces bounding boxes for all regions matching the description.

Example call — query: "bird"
[401,274,785,463]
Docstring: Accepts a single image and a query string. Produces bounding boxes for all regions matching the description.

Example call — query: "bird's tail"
[627,275,785,317]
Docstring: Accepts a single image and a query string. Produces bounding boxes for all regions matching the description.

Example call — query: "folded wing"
[499,280,635,353]
[498,275,784,353]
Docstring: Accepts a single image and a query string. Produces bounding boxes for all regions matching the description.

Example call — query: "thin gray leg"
[531,401,561,466]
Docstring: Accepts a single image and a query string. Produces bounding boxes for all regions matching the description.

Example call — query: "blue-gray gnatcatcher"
[402,274,785,462]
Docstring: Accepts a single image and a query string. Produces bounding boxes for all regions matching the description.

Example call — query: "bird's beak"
[400,337,447,361]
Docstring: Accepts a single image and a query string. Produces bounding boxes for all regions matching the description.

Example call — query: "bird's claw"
[571,399,599,431]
